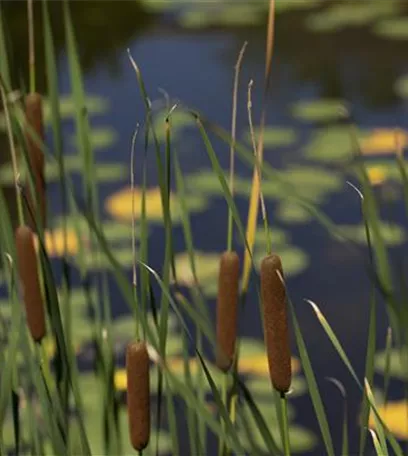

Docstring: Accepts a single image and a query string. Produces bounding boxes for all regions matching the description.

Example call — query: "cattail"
[15,225,45,342]
[260,254,291,394]
[216,250,240,371]
[25,93,46,230]
[126,341,150,451]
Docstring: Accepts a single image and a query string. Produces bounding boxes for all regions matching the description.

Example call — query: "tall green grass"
[0,0,407,455]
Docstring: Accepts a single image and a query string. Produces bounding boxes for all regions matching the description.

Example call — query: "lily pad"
[244,126,297,148]
[304,126,362,163]
[291,99,347,122]
[180,5,263,28]
[395,74,408,98]
[368,400,408,440]
[337,222,406,246]
[246,376,307,398]
[375,347,408,380]
[254,245,309,277]
[172,251,220,287]
[70,127,118,150]
[0,157,127,184]
[240,401,317,453]
[152,109,195,142]
[374,17,408,40]
[0,95,109,131]
[360,129,408,155]
[307,1,400,33]
[276,202,313,224]
[105,186,208,223]
[275,0,323,13]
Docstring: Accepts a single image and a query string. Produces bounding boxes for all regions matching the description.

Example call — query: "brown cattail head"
[25,93,46,230]
[15,225,45,342]
[126,341,150,451]
[260,254,291,394]
[216,250,240,372]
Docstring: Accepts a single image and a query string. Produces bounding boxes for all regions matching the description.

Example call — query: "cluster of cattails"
[15,225,45,342]
[215,250,292,394]
[25,93,46,230]
[126,341,150,451]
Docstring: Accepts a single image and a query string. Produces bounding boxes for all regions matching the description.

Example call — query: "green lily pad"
[307,1,400,33]
[254,245,309,277]
[246,376,307,398]
[291,99,347,122]
[0,157,127,184]
[374,17,408,40]
[71,127,118,150]
[253,226,289,246]
[0,95,109,131]
[276,202,313,224]
[244,126,297,148]
[152,109,194,142]
[375,348,408,380]
[240,401,317,453]
[394,74,408,98]
[172,251,220,287]
[337,222,406,246]
[180,5,263,28]
[275,0,322,13]
[304,126,361,163]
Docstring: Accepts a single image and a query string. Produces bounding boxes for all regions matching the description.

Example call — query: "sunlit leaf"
[244,126,297,148]
[276,202,313,223]
[337,222,406,246]
[70,127,118,150]
[105,187,208,223]
[172,251,220,287]
[375,348,408,380]
[368,400,408,440]
[361,129,408,155]
[254,245,309,277]
[374,18,408,40]
[291,99,346,122]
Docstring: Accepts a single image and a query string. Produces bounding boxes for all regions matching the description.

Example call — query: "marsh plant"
[1,0,408,455]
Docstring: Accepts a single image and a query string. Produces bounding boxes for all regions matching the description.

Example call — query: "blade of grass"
[288,298,335,456]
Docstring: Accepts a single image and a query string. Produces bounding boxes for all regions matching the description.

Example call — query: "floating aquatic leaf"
[105,187,208,223]
[71,127,118,150]
[291,99,347,122]
[307,1,400,32]
[152,109,194,142]
[375,347,408,380]
[246,376,307,398]
[361,129,408,155]
[338,222,406,246]
[374,17,408,40]
[368,400,408,440]
[275,0,323,13]
[304,126,363,163]
[365,166,388,186]
[395,74,408,98]
[276,202,313,224]
[172,251,220,287]
[254,245,309,277]
[253,226,289,246]
[180,5,263,28]
[240,401,317,453]
[244,126,297,148]
[0,157,126,184]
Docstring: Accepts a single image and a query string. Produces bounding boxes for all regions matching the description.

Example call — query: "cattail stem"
[281,393,291,456]
[260,254,291,394]
[126,341,150,451]
[15,225,45,342]
[216,251,240,372]
[25,92,46,230]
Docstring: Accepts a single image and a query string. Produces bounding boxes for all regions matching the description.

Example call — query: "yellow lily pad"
[361,129,408,155]
[105,186,207,223]
[369,400,408,440]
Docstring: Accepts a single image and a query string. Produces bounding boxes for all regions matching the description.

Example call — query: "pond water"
[4,1,408,455]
